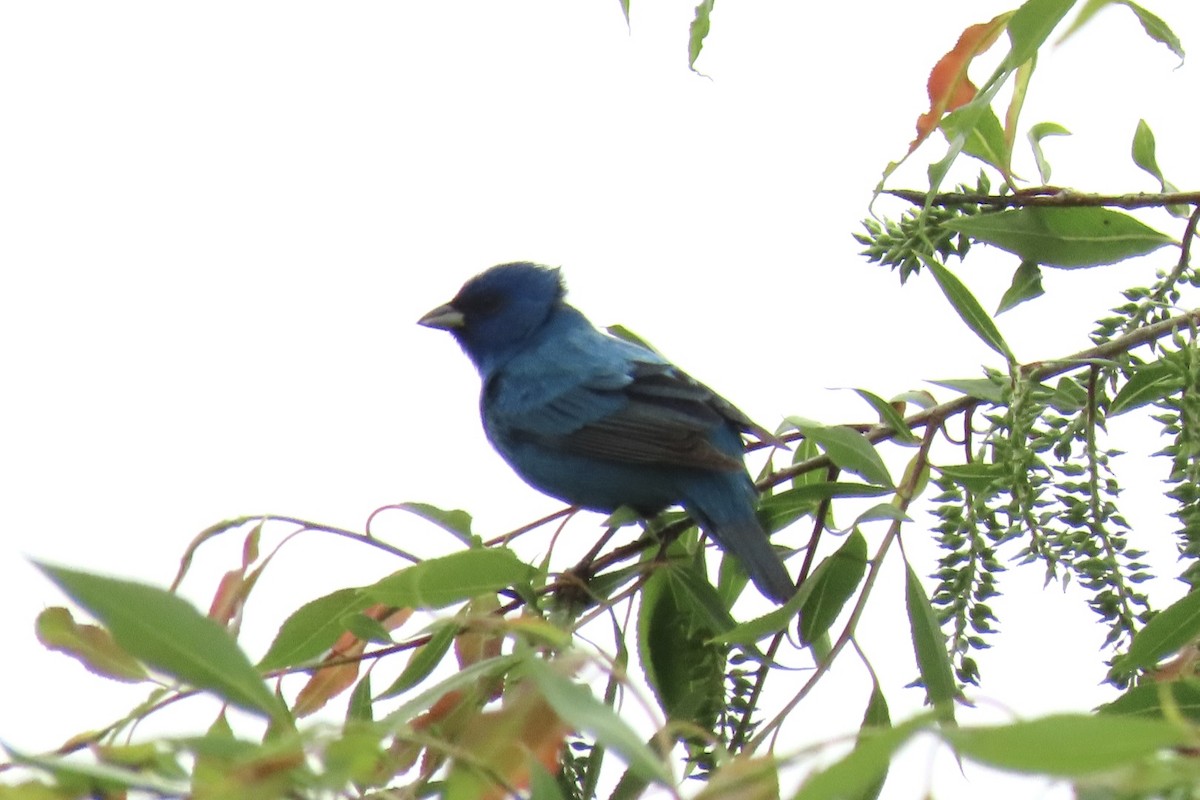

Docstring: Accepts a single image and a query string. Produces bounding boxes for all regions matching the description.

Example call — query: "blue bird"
[418,262,794,603]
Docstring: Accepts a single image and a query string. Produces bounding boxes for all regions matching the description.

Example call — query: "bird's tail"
[686,479,794,604]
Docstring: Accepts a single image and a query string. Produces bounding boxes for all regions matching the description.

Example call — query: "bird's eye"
[458,293,503,317]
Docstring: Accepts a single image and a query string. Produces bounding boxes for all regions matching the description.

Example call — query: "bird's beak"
[417,303,465,330]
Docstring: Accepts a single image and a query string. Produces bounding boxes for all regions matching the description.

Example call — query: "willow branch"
[887,188,1200,210]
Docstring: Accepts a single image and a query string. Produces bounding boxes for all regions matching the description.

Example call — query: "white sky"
[3,2,1200,797]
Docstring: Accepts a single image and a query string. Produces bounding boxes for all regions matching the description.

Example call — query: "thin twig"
[887,188,1200,210]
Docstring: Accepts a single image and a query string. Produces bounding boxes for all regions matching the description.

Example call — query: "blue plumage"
[418,262,794,603]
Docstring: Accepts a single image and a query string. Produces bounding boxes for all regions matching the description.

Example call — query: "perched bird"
[418,262,794,603]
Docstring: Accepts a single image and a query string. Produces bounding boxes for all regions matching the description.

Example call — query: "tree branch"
[887,188,1200,210]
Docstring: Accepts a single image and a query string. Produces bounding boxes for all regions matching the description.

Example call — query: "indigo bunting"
[418,262,793,603]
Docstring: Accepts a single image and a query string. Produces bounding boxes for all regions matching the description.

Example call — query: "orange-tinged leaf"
[911,14,1011,152]
[293,640,366,717]
[445,690,570,800]
[208,570,248,626]
[411,689,468,732]
[292,605,412,717]
[35,607,149,683]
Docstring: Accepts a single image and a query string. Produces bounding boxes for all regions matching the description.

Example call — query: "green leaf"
[945,714,1188,775]
[258,587,370,671]
[854,504,911,525]
[1110,356,1185,416]
[366,548,534,609]
[1113,587,1200,675]
[996,260,1044,314]
[37,563,285,720]
[929,377,1007,404]
[1049,376,1088,412]
[381,653,520,727]
[794,716,927,800]
[687,0,714,72]
[1131,118,1188,217]
[758,482,890,534]
[924,259,1014,362]
[944,207,1174,268]
[944,105,1009,176]
[1027,121,1070,183]
[1101,679,1200,722]
[346,673,373,723]
[710,574,820,645]
[377,621,457,699]
[615,0,631,27]
[1132,118,1168,188]
[856,686,893,800]
[397,502,475,545]
[636,570,726,727]
[937,462,1008,494]
[800,530,868,646]
[1121,0,1185,60]
[523,658,673,786]
[905,564,957,723]
[785,417,894,488]
[5,746,190,797]
[35,607,149,683]
[854,389,919,444]
[1004,0,1074,69]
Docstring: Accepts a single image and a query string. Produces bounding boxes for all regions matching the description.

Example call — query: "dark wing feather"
[550,361,748,471]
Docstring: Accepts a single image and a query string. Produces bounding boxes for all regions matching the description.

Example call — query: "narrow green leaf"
[905,564,957,723]
[381,653,520,728]
[854,389,919,444]
[615,0,631,27]
[1056,0,1108,45]
[1004,0,1074,69]
[524,658,673,786]
[944,207,1174,268]
[258,587,370,671]
[944,105,1009,176]
[1132,118,1167,187]
[5,747,190,796]
[929,377,1007,404]
[710,575,819,645]
[1100,679,1200,723]
[35,607,149,683]
[945,714,1187,775]
[687,0,714,72]
[1049,376,1087,412]
[37,563,284,720]
[377,621,457,699]
[856,686,893,800]
[854,504,911,525]
[366,548,534,609]
[925,259,1014,361]
[1028,121,1070,183]
[397,502,474,545]
[800,530,868,645]
[346,673,373,723]
[1110,357,1185,416]
[937,462,1008,493]
[1114,587,1200,675]
[1121,1,1185,60]
[759,482,889,534]
[794,716,927,800]
[786,417,894,487]
[996,260,1044,314]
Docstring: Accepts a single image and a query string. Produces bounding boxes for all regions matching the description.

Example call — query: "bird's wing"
[490,329,763,472]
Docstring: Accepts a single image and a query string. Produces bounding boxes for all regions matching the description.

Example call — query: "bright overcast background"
[4,2,1200,798]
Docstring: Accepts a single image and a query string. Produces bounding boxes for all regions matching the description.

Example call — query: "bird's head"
[418,262,566,374]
